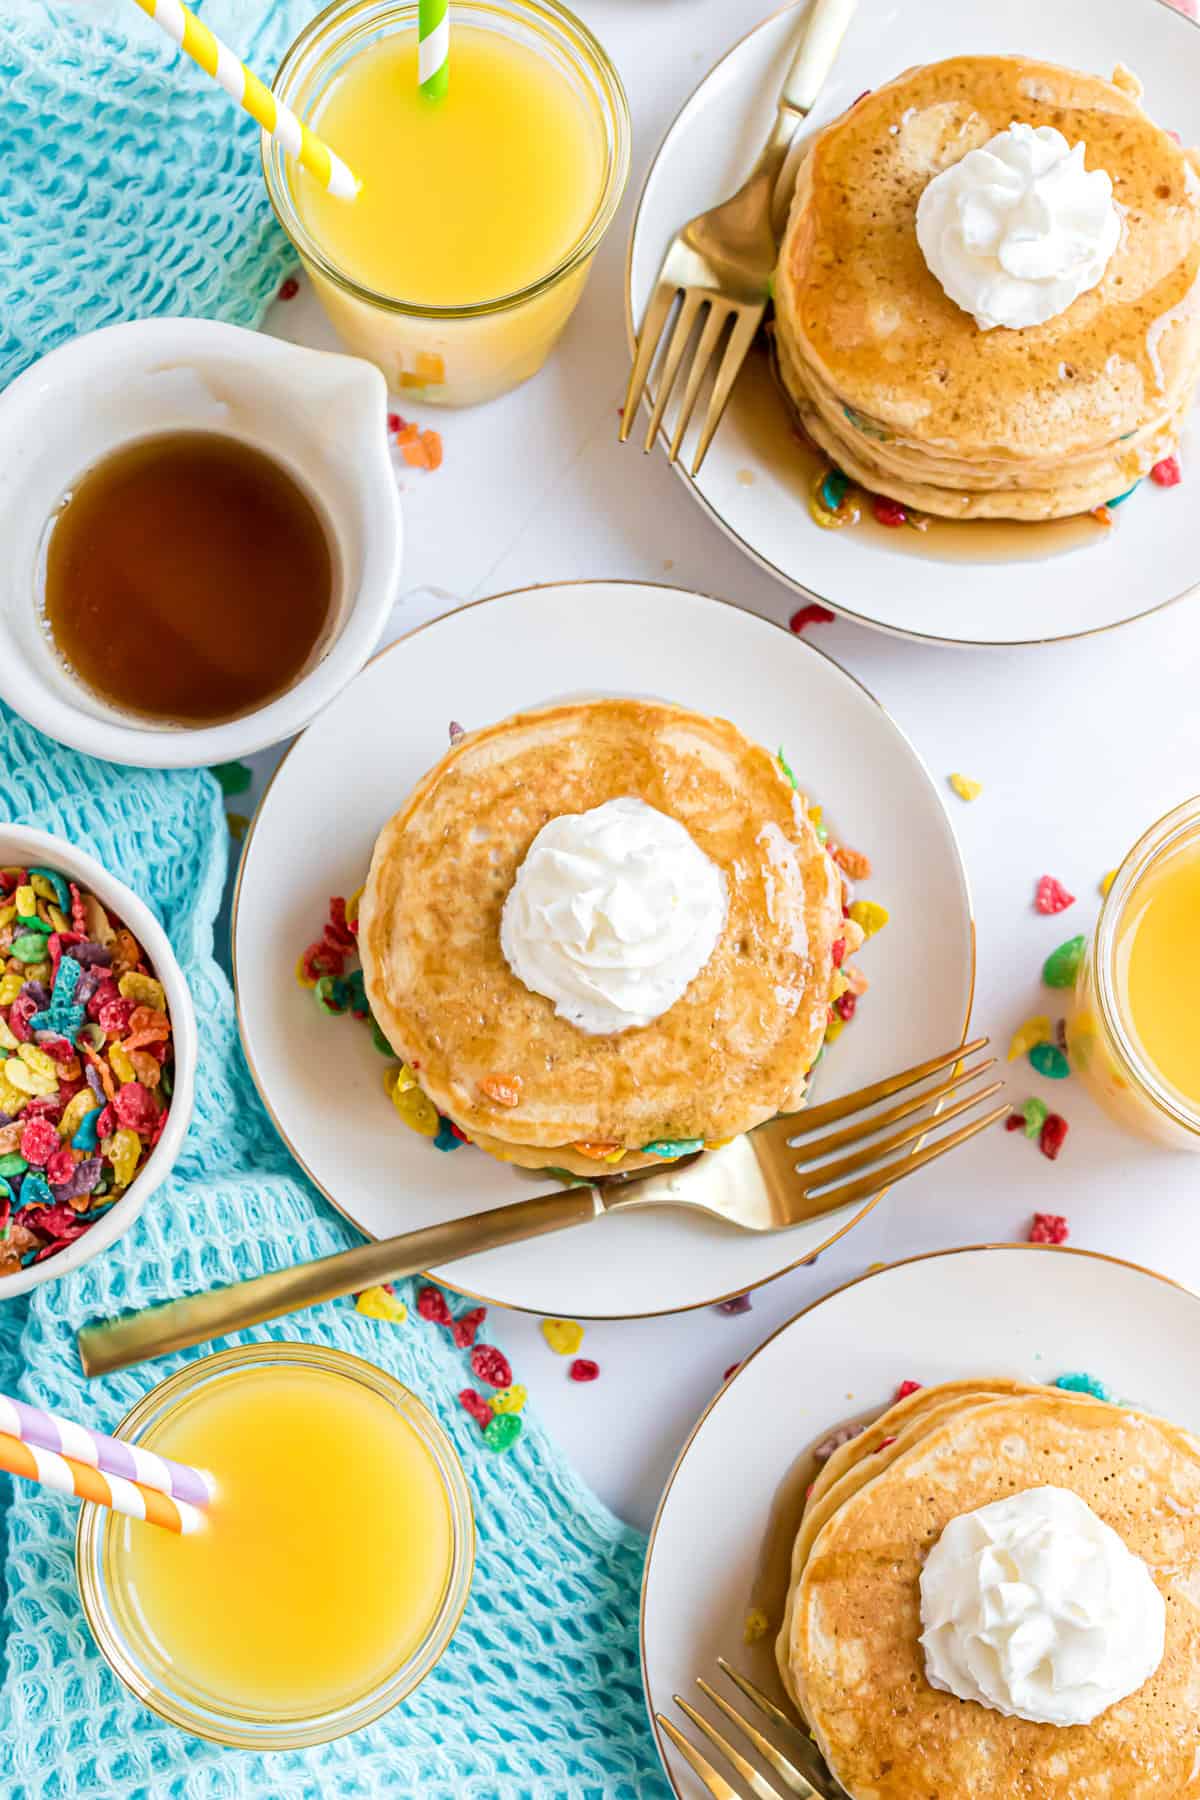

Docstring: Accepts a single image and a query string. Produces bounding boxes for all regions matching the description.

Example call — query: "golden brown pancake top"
[781,56,1200,458]
[358,699,843,1149]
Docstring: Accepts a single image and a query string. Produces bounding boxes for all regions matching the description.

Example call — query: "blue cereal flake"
[1105,481,1141,509]
[641,1138,705,1159]
[1055,1371,1114,1403]
[433,1118,461,1153]
[27,867,71,914]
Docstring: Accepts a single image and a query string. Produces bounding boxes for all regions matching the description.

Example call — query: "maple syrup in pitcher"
[43,432,333,724]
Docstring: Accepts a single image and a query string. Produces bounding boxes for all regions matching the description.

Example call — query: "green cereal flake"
[1042,935,1086,989]
[483,1413,523,1454]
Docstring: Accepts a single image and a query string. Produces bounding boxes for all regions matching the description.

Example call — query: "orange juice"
[1069,798,1200,1147]
[79,1346,473,1746]
[298,28,604,309]
[264,0,630,404]
[1116,840,1200,1107]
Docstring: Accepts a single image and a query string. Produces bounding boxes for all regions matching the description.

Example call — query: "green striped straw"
[418,0,448,99]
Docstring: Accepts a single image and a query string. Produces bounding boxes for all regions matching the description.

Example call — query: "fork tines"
[657,1657,846,1798]
[757,1037,1007,1215]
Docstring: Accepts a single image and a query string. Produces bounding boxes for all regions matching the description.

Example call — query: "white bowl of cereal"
[0,825,196,1296]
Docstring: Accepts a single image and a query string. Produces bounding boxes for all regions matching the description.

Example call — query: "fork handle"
[779,0,858,117]
[77,1185,603,1378]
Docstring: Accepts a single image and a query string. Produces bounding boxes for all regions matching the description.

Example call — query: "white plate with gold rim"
[233,581,972,1318]
[640,1244,1200,1797]
[626,0,1200,647]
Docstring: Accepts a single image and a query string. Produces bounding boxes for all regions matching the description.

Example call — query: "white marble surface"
[230,0,1200,1534]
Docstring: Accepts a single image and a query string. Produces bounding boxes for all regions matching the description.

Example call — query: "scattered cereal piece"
[1005,1112,1024,1131]
[569,1358,600,1383]
[483,1413,522,1454]
[743,1608,769,1644]
[894,1379,922,1401]
[458,1388,492,1431]
[470,1344,513,1389]
[490,1385,527,1417]
[848,899,888,938]
[450,1306,487,1349]
[777,747,798,791]
[717,1293,752,1316]
[1029,1041,1070,1080]
[814,1423,864,1462]
[789,603,836,633]
[831,843,872,880]
[417,1285,453,1326]
[278,275,300,301]
[1008,1016,1052,1061]
[209,760,252,797]
[388,1079,439,1137]
[1056,1371,1112,1402]
[1100,868,1118,897]
[1035,876,1075,915]
[1020,1096,1050,1139]
[870,495,907,528]
[723,1362,740,1381]
[1039,1114,1069,1161]
[948,772,983,802]
[1151,455,1182,488]
[541,1318,583,1356]
[1042,935,1086,989]
[1030,1210,1069,1243]
[355,1285,408,1323]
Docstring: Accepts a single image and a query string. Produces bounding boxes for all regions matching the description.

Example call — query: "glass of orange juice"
[1067,795,1200,1149]
[262,0,630,405]
[76,1343,474,1747]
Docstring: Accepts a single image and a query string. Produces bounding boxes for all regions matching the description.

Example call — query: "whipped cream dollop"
[919,1485,1165,1727]
[499,797,726,1035]
[915,123,1121,330]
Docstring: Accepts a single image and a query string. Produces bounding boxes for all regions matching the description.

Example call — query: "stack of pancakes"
[777,1379,1200,1797]
[775,56,1200,520]
[358,699,853,1177]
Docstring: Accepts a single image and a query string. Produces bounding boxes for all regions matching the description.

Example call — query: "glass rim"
[76,1342,476,1750]
[262,0,632,320]
[1094,792,1200,1140]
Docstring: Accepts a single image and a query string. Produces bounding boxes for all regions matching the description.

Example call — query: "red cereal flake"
[870,494,907,528]
[894,1379,922,1401]
[45,1148,76,1187]
[150,1106,170,1148]
[1005,1112,1025,1131]
[97,998,136,1037]
[300,939,344,984]
[323,897,355,951]
[278,275,300,301]
[1151,454,1182,488]
[387,413,403,433]
[834,991,857,1022]
[569,1358,600,1383]
[470,1344,512,1389]
[723,1362,740,1382]
[1035,876,1076,915]
[1030,1209,1069,1242]
[417,1285,453,1326]
[451,1306,487,1349]
[19,1118,59,1167]
[789,603,836,633]
[113,1082,158,1135]
[1038,1116,1069,1164]
[876,1436,897,1452]
[831,937,846,968]
[458,1389,492,1431]
[94,1104,116,1141]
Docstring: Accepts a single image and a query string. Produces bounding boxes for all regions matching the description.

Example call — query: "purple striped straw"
[0,1393,214,1507]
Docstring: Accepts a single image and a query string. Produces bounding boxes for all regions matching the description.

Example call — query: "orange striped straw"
[0,1430,204,1533]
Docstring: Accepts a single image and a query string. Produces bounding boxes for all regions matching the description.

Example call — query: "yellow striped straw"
[131,0,359,199]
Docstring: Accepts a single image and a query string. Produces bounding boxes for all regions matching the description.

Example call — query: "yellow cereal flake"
[0,974,23,1007]
[118,972,166,1014]
[109,1043,136,1086]
[0,1071,28,1116]
[541,1318,584,1357]
[13,884,36,918]
[824,1014,845,1044]
[388,1079,439,1137]
[830,970,850,1001]
[0,1018,17,1054]
[295,952,317,990]
[346,885,364,926]
[848,900,889,939]
[808,805,823,829]
[59,1090,98,1139]
[355,1285,408,1323]
[29,876,59,905]
[1007,1015,1052,1062]
[1100,868,1118,897]
[490,1385,527,1416]
[743,1608,770,1645]
[948,772,983,802]
[108,1128,142,1188]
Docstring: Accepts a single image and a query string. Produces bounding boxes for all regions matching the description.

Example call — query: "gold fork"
[78,1037,1002,1376]
[620,0,857,474]
[657,1657,847,1799]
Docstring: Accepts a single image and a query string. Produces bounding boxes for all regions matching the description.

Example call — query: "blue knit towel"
[0,4,670,1791]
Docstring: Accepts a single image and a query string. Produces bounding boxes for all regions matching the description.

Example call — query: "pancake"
[776,1380,1056,1710]
[787,1389,1200,1796]
[775,56,1200,520]
[359,699,845,1154]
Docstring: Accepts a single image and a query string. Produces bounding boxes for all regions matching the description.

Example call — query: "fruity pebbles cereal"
[0,864,173,1275]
